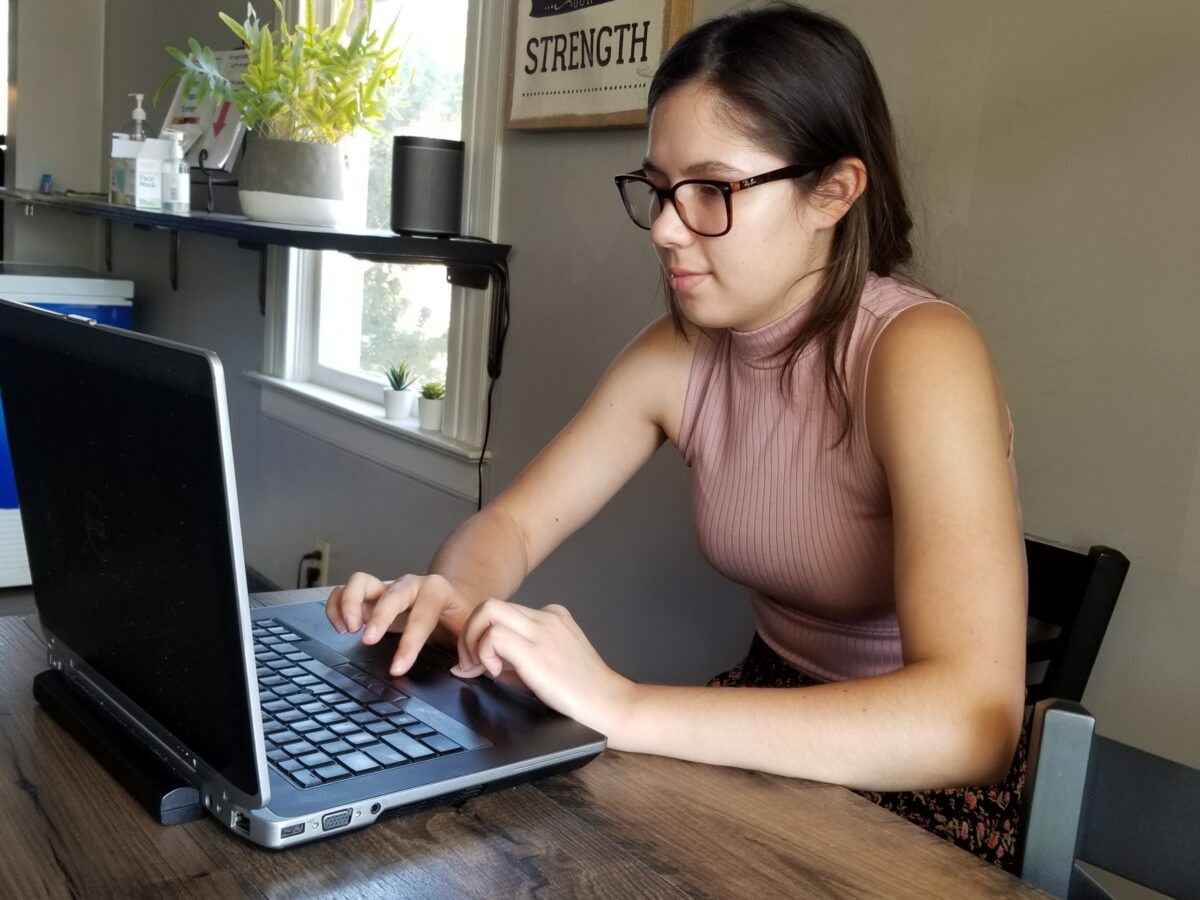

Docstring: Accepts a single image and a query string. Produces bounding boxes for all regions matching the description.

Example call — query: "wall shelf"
[0,187,511,315]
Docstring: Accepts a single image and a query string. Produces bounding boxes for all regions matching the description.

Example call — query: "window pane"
[317,0,468,392]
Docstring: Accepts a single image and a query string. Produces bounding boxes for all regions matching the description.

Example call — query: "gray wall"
[6,0,1198,781]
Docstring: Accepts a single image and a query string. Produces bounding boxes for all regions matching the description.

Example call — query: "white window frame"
[251,0,509,502]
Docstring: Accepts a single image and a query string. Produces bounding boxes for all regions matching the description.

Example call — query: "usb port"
[233,812,250,834]
[281,823,305,838]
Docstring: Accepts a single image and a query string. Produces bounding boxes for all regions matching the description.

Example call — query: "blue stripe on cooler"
[0,399,15,509]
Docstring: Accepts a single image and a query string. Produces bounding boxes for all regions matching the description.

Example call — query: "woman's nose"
[649,197,693,248]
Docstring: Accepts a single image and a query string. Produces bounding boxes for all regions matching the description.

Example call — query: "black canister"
[391,136,465,236]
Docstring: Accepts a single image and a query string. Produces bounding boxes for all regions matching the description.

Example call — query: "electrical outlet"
[314,538,331,588]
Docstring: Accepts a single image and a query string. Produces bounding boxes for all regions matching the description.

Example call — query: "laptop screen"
[0,301,261,799]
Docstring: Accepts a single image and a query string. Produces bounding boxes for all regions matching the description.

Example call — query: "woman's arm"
[327,316,697,674]
[456,303,1027,791]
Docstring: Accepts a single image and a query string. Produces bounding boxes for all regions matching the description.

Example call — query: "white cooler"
[0,264,135,587]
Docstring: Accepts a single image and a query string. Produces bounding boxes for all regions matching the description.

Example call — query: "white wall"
[6,0,1198,779]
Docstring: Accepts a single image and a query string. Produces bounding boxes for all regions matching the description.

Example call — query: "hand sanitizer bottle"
[161,131,190,214]
[125,93,147,142]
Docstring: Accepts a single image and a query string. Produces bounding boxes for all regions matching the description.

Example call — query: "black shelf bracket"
[237,240,269,316]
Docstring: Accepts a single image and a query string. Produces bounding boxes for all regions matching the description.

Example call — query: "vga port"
[321,808,353,831]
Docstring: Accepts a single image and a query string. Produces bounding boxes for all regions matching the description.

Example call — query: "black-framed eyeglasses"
[613,164,814,237]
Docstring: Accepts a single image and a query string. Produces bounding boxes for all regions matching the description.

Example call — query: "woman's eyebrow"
[642,159,741,179]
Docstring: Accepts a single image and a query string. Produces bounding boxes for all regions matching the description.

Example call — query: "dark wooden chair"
[1018,698,1200,899]
[1024,538,1129,706]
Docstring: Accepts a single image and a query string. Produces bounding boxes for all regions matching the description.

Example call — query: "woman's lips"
[669,269,707,292]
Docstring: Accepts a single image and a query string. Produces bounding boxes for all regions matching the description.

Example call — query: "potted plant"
[158,0,400,226]
[383,361,417,419]
[417,380,445,432]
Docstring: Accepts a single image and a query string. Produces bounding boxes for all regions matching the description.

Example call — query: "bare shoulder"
[601,314,700,440]
[865,301,1009,464]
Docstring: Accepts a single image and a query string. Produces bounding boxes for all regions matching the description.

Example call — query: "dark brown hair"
[648,1,914,438]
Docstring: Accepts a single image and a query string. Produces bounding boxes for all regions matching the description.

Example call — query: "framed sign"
[508,0,693,131]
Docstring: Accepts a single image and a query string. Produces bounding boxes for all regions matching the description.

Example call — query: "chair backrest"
[1024,538,1129,706]
[1018,699,1200,899]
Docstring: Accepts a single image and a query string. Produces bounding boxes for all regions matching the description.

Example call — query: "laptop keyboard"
[253,619,467,788]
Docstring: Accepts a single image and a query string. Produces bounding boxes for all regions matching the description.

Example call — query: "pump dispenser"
[125,93,147,141]
[161,132,190,214]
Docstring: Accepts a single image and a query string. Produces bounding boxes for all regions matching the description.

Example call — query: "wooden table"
[0,602,1047,899]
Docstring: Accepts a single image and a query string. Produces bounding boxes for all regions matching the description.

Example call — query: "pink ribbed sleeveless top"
[678,275,971,682]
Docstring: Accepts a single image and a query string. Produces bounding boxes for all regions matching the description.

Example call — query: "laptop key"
[330,721,360,736]
[288,692,317,706]
[279,758,303,772]
[333,700,362,714]
[368,701,401,715]
[292,769,324,788]
[366,721,397,735]
[314,711,344,725]
[346,732,376,747]
[281,740,316,756]
[292,720,321,734]
[362,743,410,768]
[307,729,337,745]
[404,724,436,739]
[266,747,289,763]
[337,750,381,774]
[298,751,333,768]
[313,763,351,782]
[322,740,353,755]
[388,713,418,728]
[277,709,304,723]
[299,701,327,715]
[349,711,380,725]
[382,731,436,760]
[421,734,463,755]
[262,699,291,713]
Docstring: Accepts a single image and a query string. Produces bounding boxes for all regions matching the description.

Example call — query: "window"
[310,0,468,406]
[256,0,508,501]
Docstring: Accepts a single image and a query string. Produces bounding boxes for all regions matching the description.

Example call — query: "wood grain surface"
[0,611,1048,899]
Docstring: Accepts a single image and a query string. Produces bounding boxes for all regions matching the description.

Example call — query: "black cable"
[477,261,510,512]
[296,550,321,589]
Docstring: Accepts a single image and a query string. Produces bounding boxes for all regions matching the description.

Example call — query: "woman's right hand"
[325,572,477,676]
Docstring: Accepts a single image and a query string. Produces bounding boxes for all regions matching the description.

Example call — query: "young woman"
[328,2,1028,868]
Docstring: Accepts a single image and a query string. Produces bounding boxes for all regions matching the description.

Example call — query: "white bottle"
[161,131,190,214]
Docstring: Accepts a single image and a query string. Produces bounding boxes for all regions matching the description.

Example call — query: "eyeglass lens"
[622,181,728,236]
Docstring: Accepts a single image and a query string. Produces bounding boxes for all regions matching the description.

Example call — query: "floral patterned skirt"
[707,634,1028,872]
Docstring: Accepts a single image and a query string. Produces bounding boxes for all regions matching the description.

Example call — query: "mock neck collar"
[728,295,819,367]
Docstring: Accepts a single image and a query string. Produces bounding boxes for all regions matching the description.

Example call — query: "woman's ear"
[810,157,868,228]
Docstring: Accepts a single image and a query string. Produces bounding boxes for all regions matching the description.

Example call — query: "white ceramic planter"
[383,388,416,419]
[418,397,444,431]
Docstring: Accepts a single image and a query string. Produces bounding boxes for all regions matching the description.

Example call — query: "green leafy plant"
[420,380,445,401]
[157,0,402,144]
[385,360,417,391]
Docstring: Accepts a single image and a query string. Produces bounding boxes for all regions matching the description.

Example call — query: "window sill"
[246,373,488,502]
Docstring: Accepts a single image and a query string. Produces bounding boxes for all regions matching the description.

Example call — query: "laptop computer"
[0,297,605,848]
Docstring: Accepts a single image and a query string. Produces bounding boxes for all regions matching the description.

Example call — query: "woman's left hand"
[452,599,635,738]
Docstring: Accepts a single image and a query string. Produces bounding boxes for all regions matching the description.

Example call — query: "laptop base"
[32,669,205,825]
